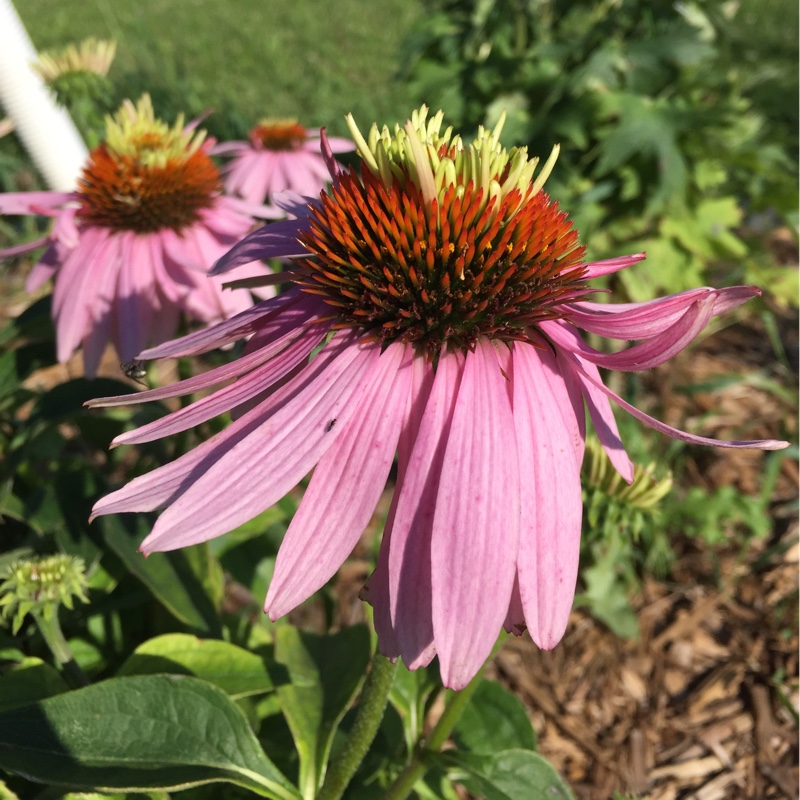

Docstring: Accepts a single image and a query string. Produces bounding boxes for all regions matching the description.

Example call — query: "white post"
[0,0,88,190]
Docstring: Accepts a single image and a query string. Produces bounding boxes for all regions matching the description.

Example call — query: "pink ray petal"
[210,219,309,275]
[0,191,74,214]
[115,233,158,362]
[580,253,646,279]
[25,244,61,292]
[139,339,381,552]
[569,353,790,451]
[370,352,436,663]
[541,295,715,372]
[265,341,413,618]
[82,236,123,377]
[138,289,315,358]
[91,333,357,520]
[376,350,460,669]
[513,342,583,650]
[564,355,634,482]
[112,321,327,445]
[0,235,51,258]
[431,340,520,690]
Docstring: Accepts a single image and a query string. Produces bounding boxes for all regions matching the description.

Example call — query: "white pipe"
[0,0,88,190]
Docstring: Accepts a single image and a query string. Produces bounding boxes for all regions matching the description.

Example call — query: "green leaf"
[389,662,440,752]
[0,674,300,798]
[0,657,69,712]
[101,516,222,636]
[442,749,575,800]
[452,680,536,754]
[118,634,277,699]
[274,625,370,797]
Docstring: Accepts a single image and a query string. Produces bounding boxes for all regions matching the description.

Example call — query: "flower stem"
[317,651,398,800]
[384,642,500,800]
[34,610,89,688]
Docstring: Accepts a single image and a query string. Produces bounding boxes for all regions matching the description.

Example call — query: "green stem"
[34,610,89,688]
[384,640,502,800]
[317,652,398,800]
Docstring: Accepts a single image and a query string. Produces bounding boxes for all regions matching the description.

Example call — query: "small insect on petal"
[325,418,337,432]
[121,359,148,385]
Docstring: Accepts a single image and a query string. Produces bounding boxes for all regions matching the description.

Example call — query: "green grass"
[13,0,424,139]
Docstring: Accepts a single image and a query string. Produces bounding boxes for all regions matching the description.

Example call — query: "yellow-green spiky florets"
[345,105,560,217]
[104,94,207,168]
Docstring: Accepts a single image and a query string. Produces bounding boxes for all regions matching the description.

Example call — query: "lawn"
[13,0,424,139]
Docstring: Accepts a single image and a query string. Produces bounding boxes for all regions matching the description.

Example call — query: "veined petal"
[581,253,646,279]
[87,319,323,408]
[377,349,461,669]
[542,295,715,372]
[210,219,309,275]
[112,321,327,446]
[265,342,412,618]
[563,354,634,482]
[139,289,317,358]
[565,286,759,339]
[370,352,437,665]
[91,333,357,519]
[115,233,158,362]
[139,340,381,551]
[569,353,790,451]
[512,342,583,650]
[431,340,520,690]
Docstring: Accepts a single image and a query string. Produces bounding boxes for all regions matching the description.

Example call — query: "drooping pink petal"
[512,341,583,650]
[541,295,715,372]
[88,318,324,408]
[562,354,634,482]
[52,229,110,363]
[0,191,74,215]
[138,289,316,358]
[91,333,356,520]
[82,236,123,378]
[115,233,158,362]
[569,353,790,450]
[265,342,413,618]
[565,286,759,339]
[139,339,381,552]
[0,235,51,258]
[375,350,461,669]
[112,321,327,445]
[25,244,62,292]
[210,219,309,275]
[579,253,647,279]
[431,340,520,690]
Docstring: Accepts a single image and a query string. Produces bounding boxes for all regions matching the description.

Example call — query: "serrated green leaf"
[452,680,536,754]
[118,634,277,699]
[0,674,300,798]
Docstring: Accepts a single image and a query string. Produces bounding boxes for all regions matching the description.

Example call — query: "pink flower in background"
[90,108,788,689]
[0,95,277,377]
[213,119,353,204]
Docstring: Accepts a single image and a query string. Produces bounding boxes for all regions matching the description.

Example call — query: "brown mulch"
[493,527,797,800]
[489,305,798,800]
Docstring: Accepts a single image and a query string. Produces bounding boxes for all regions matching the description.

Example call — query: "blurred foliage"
[399,0,798,303]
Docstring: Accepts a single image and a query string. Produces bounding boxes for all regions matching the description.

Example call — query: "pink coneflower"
[90,107,787,689]
[213,118,354,204]
[0,95,277,377]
